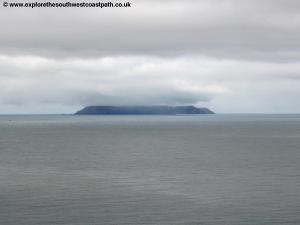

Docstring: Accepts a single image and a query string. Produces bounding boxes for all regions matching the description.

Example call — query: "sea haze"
[0,114,300,225]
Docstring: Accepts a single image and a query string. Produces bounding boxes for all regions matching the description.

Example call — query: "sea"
[0,114,299,225]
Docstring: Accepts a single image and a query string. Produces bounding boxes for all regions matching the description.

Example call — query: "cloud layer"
[1,0,300,113]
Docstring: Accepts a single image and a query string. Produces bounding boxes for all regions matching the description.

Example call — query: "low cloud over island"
[1,0,300,113]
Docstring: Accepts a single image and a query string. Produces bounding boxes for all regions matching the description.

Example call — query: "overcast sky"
[1,0,300,113]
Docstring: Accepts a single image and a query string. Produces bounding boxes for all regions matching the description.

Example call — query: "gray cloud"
[1,54,300,113]
[1,0,300,60]
[0,55,217,107]
[1,0,300,113]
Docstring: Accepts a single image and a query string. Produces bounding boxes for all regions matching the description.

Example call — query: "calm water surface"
[0,114,300,225]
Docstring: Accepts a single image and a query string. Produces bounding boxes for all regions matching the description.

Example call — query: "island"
[75,105,214,115]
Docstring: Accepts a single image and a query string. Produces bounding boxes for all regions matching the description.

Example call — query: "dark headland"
[75,105,214,115]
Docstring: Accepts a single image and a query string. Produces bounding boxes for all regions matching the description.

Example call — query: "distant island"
[75,105,214,115]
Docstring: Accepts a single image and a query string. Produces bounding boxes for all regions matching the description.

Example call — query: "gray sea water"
[0,114,300,225]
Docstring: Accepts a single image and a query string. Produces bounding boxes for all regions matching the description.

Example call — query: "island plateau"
[75,105,214,115]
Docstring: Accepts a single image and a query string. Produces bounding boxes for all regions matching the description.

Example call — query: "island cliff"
[75,105,214,115]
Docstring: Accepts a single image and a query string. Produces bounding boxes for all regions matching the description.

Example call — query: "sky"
[1,0,300,114]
